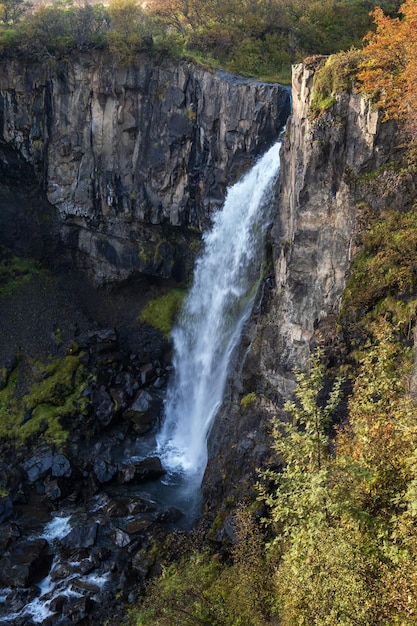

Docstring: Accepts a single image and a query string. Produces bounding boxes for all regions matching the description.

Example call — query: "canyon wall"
[0,53,290,284]
[204,58,401,511]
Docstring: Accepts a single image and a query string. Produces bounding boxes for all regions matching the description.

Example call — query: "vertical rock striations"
[0,53,290,284]
[261,59,399,391]
[203,58,401,512]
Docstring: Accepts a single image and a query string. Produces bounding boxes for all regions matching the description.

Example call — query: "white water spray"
[156,140,282,483]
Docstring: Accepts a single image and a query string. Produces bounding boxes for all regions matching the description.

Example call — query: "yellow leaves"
[358,0,417,136]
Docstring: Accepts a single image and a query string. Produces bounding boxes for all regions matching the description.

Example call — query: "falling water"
[156,140,282,485]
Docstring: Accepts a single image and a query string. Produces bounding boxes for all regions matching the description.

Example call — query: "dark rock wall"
[203,60,401,512]
[0,53,290,285]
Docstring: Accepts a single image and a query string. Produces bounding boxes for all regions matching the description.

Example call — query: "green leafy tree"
[256,350,383,625]
[0,0,30,24]
[107,0,152,65]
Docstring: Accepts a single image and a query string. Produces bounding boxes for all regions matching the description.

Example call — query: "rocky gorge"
[0,53,290,624]
[0,51,407,625]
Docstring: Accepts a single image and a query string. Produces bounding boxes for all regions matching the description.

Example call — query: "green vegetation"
[340,208,417,345]
[0,250,45,298]
[240,391,257,408]
[0,353,90,446]
[139,288,186,336]
[310,48,364,117]
[0,0,403,81]
[132,337,417,625]
[131,508,277,626]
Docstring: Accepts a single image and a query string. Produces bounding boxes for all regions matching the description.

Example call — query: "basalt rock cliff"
[0,53,290,285]
[203,57,403,513]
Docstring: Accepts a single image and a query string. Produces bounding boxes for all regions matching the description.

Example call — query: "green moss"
[0,251,45,298]
[240,392,257,408]
[0,353,90,446]
[139,288,186,337]
[138,243,149,264]
[310,49,364,118]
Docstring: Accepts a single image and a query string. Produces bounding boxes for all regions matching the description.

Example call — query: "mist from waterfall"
[156,140,282,485]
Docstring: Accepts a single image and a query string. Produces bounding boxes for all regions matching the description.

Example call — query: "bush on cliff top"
[0,0,403,82]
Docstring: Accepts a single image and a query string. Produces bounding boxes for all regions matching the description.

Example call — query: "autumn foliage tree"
[358,0,417,137]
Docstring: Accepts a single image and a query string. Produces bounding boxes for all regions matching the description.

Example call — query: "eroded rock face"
[260,59,400,391]
[203,58,401,510]
[0,53,290,285]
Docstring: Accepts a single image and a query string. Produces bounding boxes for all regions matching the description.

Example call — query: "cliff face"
[204,59,402,511]
[260,59,400,390]
[0,53,289,285]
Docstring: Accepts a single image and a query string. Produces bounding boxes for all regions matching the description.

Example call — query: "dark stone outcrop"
[0,53,290,286]
[0,539,52,588]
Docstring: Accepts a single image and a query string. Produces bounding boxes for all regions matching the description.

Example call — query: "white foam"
[157,141,282,483]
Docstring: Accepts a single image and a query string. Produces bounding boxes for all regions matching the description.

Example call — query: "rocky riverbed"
[0,263,197,625]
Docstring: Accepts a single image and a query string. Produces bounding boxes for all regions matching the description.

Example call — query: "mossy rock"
[0,249,46,299]
[0,352,91,447]
[139,288,187,337]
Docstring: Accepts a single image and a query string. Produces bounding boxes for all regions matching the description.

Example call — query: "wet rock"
[44,476,63,501]
[153,376,165,389]
[0,496,13,524]
[93,386,115,427]
[0,538,52,587]
[49,594,67,613]
[23,449,53,483]
[51,454,72,478]
[78,558,95,575]
[125,390,162,434]
[60,522,98,549]
[156,507,183,524]
[6,587,39,612]
[140,362,154,385]
[112,527,131,547]
[50,561,72,581]
[118,457,165,484]
[71,577,100,594]
[93,458,118,484]
[90,546,111,566]
[62,595,93,623]
[127,498,158,515]
[125,518,153,535]
[102,498,129,517]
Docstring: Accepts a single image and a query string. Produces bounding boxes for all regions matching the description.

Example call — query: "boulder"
[92,386,115,427]
[0,538,52,587]
[93,458,118,484]
[112,528,131,548]
[125,390,162,434]
[118,457,165,484]
[23,449,53,483]
[62,595,93,623]
[51,454,72,478]
[60,522,98,549]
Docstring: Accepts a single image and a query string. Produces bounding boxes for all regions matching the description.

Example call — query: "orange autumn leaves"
[358,0,417,137]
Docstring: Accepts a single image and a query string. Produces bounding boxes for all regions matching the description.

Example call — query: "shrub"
[310,48,364,117]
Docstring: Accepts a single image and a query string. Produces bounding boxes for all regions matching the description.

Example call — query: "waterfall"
[156,140,282,484]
